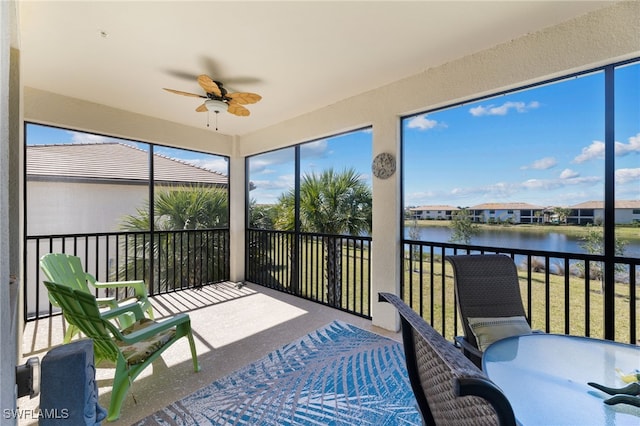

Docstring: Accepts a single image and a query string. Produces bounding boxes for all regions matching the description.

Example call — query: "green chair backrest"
[40,253,94,300]
[43,281,121,363]
[43,280,199,422]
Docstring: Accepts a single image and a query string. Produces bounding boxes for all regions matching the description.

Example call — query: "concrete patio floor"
[18,282,401,425]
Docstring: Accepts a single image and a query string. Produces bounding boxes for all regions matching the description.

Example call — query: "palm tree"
[119,184,229,292]
[276,168,372,306]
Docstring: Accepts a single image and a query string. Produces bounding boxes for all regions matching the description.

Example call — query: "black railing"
[25,228,230,321]
[402,239,639,345]
[246,229,372,318]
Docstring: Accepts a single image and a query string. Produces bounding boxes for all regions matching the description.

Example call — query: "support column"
[370,115,402,332]
[228,137,245,284]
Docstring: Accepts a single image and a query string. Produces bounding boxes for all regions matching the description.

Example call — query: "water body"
[404,225,640,258]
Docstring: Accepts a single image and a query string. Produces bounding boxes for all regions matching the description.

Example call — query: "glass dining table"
[482,333,640,426]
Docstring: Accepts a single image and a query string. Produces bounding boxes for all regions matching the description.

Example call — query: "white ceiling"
[18,1,614,136]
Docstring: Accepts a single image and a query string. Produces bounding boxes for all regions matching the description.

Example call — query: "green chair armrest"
[118,314,191,343]
[93,280,147,298]
[100,303,145,322]
[95,296,117,306]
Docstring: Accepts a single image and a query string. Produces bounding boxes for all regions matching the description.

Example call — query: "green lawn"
[403,255,638,344]
[251,234,638,344]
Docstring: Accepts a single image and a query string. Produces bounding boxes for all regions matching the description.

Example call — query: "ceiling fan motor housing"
[205,99,228,114]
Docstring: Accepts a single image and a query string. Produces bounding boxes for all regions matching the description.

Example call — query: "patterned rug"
[136,321,421,425]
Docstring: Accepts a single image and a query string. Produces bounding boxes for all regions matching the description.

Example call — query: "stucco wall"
[27,181,148,234]
[2,0,20,423]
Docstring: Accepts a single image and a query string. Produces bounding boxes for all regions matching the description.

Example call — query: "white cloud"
[66,131,122,144]
[404,190,439,206]
[249,150,295,173]
[469,101,540,117]
[250,174,295,192]
[615,168,640,184]
[448,174,601,202]
[615,133,640,156]
[407,115,439,130]
[573,140,605,163]
[559,168,579,179]
[450,182,517,199]
[300,139,328,158]
[521,157,557,170]
[573,133,640,163]
[187,157,228,174]
[521,179,547,190]
[521,175,600,191]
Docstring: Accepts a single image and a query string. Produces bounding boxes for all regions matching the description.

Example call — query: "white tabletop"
[483,333,640,426]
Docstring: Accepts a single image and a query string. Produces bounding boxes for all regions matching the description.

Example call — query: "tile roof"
[569,200,640,209]
[470,202,545,210]
[27,143,227,186]
[408,205,460,211]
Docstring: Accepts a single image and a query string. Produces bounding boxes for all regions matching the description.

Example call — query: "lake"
[404,225,640,258]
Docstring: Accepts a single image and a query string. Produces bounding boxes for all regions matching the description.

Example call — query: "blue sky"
[403,64,639,208]
[26,62,638,208]
[248,129,373,204]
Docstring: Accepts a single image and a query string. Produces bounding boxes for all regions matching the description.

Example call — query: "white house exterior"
[407,205,459,220]
[469,203,545,224]
[407,201,640,225]
[27,143,228,235]
[25,143,228,315]
[568,200,640,225]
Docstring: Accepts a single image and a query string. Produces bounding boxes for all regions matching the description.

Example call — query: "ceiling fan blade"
[196,56,263,84]
[197,75,222,97]
[165,69,199,81]
[227,92,262,105]
[195,103,208,112]
[163,88,206,98]
[227,103,250,117]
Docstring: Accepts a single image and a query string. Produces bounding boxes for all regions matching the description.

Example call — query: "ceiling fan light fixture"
[205,99,228,114]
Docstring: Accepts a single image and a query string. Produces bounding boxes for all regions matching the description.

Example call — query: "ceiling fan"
[163,74,262,117]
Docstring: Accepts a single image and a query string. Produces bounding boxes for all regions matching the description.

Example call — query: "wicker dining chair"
[379,292,516,426]
[446,254,533,367]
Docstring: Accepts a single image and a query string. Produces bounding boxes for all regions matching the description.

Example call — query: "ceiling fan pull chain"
[206,111,210,128]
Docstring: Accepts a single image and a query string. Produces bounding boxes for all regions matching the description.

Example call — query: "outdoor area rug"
[136,320,421,425]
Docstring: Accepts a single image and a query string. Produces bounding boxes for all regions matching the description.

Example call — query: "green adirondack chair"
[43,280,200,422]
[40,253,154,343]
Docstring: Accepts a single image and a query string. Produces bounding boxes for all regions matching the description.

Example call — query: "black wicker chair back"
[379,292,516,426]
[446,254,529,367]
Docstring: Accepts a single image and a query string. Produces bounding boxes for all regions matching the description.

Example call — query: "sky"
[247,129,373,205]
[26,62,638,209]
[403,63,639,208]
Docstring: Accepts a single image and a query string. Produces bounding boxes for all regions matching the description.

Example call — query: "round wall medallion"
[372,152,396,179]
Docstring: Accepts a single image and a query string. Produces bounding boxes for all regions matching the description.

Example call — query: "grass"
[251,236,371,316]
[403,255,638,344]
[250,233,638,344]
